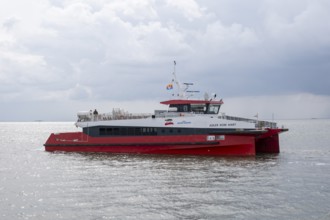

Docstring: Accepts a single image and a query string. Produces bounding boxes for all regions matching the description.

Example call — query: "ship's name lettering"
[209,123,227,127]
[209,123,236,127]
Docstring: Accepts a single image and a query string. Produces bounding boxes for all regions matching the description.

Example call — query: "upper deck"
[160,99,224,115]
[76,107,278,129]
[76,61,278,129]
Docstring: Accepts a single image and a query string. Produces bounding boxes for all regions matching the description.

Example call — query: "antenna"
[204,92,209,100]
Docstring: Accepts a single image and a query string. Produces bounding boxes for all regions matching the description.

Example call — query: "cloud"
[2,16,20,30]
[69,83,92,100]
[166,0,205,21]
[0,0,329,120]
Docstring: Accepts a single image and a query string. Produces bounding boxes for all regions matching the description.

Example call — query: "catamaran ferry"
[44,62,288,156]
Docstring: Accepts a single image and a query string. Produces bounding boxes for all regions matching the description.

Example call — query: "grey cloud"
[2,16,20,30]
[0,0,329,120]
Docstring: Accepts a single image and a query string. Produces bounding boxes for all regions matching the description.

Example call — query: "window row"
[99,127,158,136]
[98,127,186,136]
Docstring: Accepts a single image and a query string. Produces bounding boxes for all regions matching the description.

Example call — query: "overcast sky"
[1,0,330,121]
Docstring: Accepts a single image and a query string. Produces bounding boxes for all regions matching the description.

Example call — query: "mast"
[171,60,197,99]
[172,60,182,97]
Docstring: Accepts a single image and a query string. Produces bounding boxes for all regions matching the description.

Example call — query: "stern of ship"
[255,128,288,154]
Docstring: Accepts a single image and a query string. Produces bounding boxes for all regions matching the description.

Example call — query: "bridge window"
[191,104,206,113]
[206,105,220,114]
[169,104,191,112]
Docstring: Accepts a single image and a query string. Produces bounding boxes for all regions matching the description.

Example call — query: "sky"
[1,0,330,121]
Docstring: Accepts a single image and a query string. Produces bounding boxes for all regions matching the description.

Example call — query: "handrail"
[77,110,277,129]
[220,115,277,129]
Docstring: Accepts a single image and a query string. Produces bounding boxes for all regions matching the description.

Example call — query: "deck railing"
[77,113,152,122]
[219,115,277,129]
[77,110,277,129]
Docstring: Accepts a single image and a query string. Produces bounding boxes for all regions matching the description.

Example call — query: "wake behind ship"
[44,62,288,156]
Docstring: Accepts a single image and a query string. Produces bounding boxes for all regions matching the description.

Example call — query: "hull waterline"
[44,129,287,156]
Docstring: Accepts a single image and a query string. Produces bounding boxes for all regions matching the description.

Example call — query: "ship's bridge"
[160,99,224,115]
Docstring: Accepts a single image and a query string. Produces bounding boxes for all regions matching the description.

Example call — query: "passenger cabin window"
[99,127,158,136]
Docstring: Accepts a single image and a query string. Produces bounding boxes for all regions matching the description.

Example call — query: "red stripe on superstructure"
[160,99,224,105]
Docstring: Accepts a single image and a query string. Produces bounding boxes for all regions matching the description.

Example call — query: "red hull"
[44,129,286,156]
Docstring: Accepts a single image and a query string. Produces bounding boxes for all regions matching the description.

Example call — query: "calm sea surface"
[0,120,330,220]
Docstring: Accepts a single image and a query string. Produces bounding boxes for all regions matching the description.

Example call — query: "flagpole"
[173,60,176,74]
[254,113,259,129]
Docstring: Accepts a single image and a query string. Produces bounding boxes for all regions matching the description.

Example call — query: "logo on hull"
[177,120,191,125]
[165,118,173,126]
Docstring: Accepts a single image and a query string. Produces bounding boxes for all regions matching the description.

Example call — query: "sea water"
[0,120,330,220]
